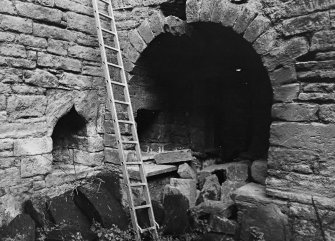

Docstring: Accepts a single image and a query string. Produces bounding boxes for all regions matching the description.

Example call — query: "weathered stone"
[221,180,246,204]
[252,29,278,55]
[178,163,197,179]
[263,37,309,71]
[7,95,47,119]
[303,83,335,93]
[68,45,100,61]
[128,29,147,53]
[154,149,193,164]
[129,163,178,179]
[33,23,77,42]
[269,65,297,86]
[0,167,21,188]
[37,52,82,72]
[0,0,16,14]
[164,16,187,36]
[186,0,201,23]
[209,215,238,235]
[198,174,221,202]
[16,34,48,49]
[74,183,128,230]
[243,15,270,43]
[21,154,52,178]
[319,105,335,123]
[298,92,335,102]
[24,69,58,88]
[233,7,257,34]
[251,160,267,185]
[201,162,249,182]
[14,137,52,156]
[163,185,190,235]
[0,31,16,42]
[0,15,33,34]
[198,0,216,22]
[0,120,47,139]
[104,147,120,164]
[220,2,241,27]
[122,42,140,63]
[74,150,104,166]
[137,20,154,44]
[47,39,69,56]
[271,103,318,122]
[0,214,35,241]
[311,30,335,51]
[66,12,95,34]
[191,200,233,219]
[170,178,197,207]
[54,0,92,16]
[16,2,62,23]
[273,83,300,103]
[148,11,164,36]
[36,0,55,7]
[0,95,6,111]
[0,44,26,58]
[281,11,330,36]
[0,56,36,69]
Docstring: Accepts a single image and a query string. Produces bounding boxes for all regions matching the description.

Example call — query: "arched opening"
[131,22,273,162]
[52,106,88,165]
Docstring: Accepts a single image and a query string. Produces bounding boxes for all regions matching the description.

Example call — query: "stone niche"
[130,23,273,162]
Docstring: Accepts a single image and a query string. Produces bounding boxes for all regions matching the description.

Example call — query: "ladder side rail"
[106,1,159,235]
[91,1,141,240]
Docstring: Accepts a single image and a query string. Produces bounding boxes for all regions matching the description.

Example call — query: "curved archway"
[129,22,273,161]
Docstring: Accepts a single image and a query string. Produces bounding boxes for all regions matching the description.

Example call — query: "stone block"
[36,0,54,7]
[163,185,190,235]
[16,34,48,49]
[243,15,270,43]
[191,200,233,219]
[186,0,201,23]
[129,163,178,179]
[164,16,187,36]
[0,56,36,69]
[0,32,16,42]
[122,42,140,63]
[137,20,154,44]
[178,163,197,179]
[233,7,257,34]
[14,137,52,156]
[170,178,197,207]
[0,15,33,34]
[68,45,100,61]
[198,174,221,203]
[271,103,318,122]
[198,0,216,22]
[0,167,20,188]
[33,23,77,42]
[202,162,249,182]
[298,92,335,102]
[252,29,278,55]
[0,0,16,14]
[24,69,58,88]
[128,29,147,53]
[148,11,164,36]
[74,150,104,166]
[209,215,238,235]
[0,95,6,111]
[54,0,92,16]
[7,95,47,119]
[47,39,69,56]
[269,65,297,86]
[0,43,26,58]
[221,180,246,205]
[220,2,241,27]
[251,160,267,185]
[319,105,335,123]
[66,11,95,34]
[16,2,62,23]
[0,120,47,139]
[21,154,52,178]
[74,183,128,230]
[37,52,82,72]
[154,149,193,164]
[303,83,335,93]
[281,11,330,36]
[273,83,299,103]
[311,30,335,51]
[104,147,120,164]
[0,214,35,241]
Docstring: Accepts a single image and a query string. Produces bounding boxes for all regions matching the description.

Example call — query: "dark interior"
[131,23,273,161]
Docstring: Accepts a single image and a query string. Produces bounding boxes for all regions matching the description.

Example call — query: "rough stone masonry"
[0,0,335,240]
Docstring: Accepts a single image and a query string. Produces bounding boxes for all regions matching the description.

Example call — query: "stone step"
[128,163,178,180]
[154,149,194,164]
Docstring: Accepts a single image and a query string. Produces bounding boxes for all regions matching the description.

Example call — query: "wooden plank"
[128,163,178,180]
[154,149,193,164]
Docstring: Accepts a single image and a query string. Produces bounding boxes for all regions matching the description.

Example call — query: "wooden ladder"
[91,0,159,240]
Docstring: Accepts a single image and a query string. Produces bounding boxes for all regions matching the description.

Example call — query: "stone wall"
[0,0,335,239]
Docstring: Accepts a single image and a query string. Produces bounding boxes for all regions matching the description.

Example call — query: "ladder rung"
[107,62,123,69]
[101,28,116,35]
[141,226,156,233]
[110,80,126,87]
[118,120,133,124]
[99,12,113,20]
[134,204,151,210]
[126,162,142,165]
[98,0,111,4]
[114,100,129,105]
[122,140,137,144]
[130,183,146,187]
[104,44,119,52]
